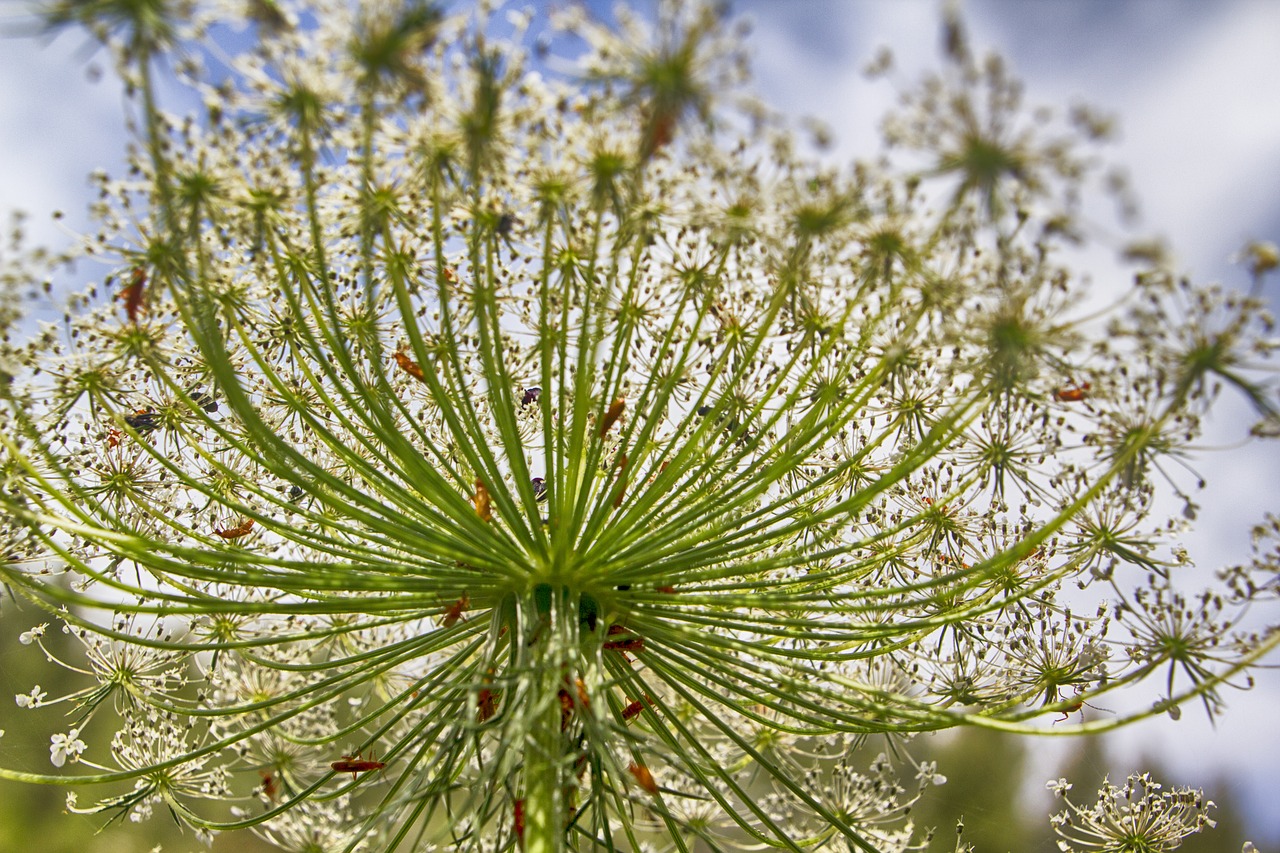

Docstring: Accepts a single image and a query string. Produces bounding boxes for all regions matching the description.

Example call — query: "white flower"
[1051,773,1214,851]
[915,760,947,786]
[16,685,47,708]
[1239,240,1278,276]
[50,729,86,767]
[18,623,48,645]
[1046,778,1072,797]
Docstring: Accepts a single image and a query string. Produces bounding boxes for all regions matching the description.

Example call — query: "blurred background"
[734,3,1280,849]
[2,1,1277,849]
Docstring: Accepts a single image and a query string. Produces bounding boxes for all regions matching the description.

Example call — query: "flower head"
[1050,773,1215,853]
[0,2,1275,851]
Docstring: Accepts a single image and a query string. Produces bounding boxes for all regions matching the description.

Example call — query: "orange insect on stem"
[603,624,645,653]
[214,519,255,539]
[441,592,469,628]
[612,453,629,509]
[640,109,677,161]
[118,267,146,323]
[628,762,658,795]
[477,669,499,723]
[331,751,386,781]
[259,770,279,801]
[473,479,492,521]
[477,687,498,722]
[599,397,626,438]
[1050,685,1111,724]
[557,678,591,730]
[621,694,653,722]
[558,688,575,731]
[1054,701,1085,724]
[393,350,427,382]
[1052,381,1091,403]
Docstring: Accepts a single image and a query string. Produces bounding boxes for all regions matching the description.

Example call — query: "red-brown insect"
[1052,382,1091,403]
[558,688,575,731]
[1054,700,1084,724]
[599,397,626,438]
[214,519,255,539]
[441,592,469,628]
[393,350,426,382]
[621,694,653,722]
[1052,691,1110,724]
[477,687,498,722]
[655,586,675,595]
[557,678,591,730]
[473,479,492,521]
[442,266,458,283]
[628,762,658,795]
[641,108,677,161]
[571,677,590,711]
[603,624,644,653]
[106,428,122,449]
[612,453,629,509]
[118,267,146,323]
[331,751,386,780]
[513,798,525,843]
[259,770,279,801]
[477,670,499,723]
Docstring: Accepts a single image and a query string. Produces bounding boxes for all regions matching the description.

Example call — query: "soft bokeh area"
[739,3,1280,846]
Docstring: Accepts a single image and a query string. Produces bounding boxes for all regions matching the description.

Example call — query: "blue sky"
[2,0,1278,844]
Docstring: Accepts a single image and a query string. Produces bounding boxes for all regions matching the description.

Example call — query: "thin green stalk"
[523,648,566,853]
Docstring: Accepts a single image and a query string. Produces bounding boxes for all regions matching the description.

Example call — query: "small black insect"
[521,387,541,407]
[124,409,161,431]
[189,388,218,413]
[288,485,304,501]
[531,477,547,501]
[496,212,517,238]
[696,405,712,417]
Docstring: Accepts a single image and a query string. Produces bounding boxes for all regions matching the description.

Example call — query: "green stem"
[523,637,566,853]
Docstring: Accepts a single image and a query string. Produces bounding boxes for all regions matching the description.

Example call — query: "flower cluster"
[1048,773,1216,852]
[0,1,1276,851]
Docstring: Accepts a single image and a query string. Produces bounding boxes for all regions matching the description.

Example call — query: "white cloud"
[0,30,128,250]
